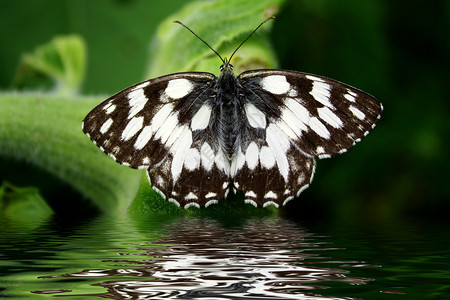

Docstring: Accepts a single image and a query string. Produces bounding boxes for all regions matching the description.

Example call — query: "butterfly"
[82,17,382,209]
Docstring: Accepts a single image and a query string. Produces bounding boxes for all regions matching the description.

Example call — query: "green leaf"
[146,0,286,77]
[14,35,86,96]
[0,93,140,213]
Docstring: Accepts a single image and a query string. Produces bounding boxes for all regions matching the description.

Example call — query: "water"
[1,213,449,299]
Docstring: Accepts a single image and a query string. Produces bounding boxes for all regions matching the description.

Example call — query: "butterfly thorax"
[214,63,243,160]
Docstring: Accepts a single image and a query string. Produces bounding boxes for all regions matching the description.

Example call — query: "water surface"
[1,214,449,299]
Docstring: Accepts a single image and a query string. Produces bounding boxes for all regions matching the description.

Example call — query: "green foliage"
[14,35,86,96]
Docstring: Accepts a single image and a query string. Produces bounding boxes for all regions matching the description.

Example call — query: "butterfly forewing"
[82,72,215,169]
[238,70,382,159]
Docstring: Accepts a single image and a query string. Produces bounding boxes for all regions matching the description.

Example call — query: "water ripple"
[38,217,374,299]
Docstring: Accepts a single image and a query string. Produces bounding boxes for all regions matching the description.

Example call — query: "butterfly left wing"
[82,72,231,208]
[230,69,383,207]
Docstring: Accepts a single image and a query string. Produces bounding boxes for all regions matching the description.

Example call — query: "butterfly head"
[219,58,234,74]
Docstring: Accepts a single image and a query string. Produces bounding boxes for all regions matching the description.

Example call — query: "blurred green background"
[0,0,448,222]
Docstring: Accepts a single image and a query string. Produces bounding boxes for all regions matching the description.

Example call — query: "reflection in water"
[39,217,374,299]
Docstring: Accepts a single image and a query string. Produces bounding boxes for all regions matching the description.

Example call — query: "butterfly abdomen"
[214,69,246,161]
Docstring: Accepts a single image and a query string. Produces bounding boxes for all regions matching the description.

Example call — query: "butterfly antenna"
[174,20,225,64]
[228,16,275,62]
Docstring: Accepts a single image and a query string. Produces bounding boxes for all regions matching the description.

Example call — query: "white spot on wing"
[288,89,297,97]
[200,142,214,171]
[344,91,356,102]
[261,75,290,94]
[131,81,150,91]
[151,104,173,132]
[164,122,185,148]
[112,146,120,154]
[191,104,212,131]
[264,191,277,199]
[127,89,148,119]
[306,75,324,82]
[121,116,144,141]
[349,105,366,120]
[205,192,217,199]
[230,148,246,177]
[245,191,257,198]
[100,118,113,134]
[245,142,259,170]
[245,103,266,128]
[215,151,230,174]
[165,78,193,99]
[259,146,275,169]
[184,148,200,170]
[185,192,198,200]
[170,126,193,182]
[155,111,179,144]
[134,125,153,150]
[103,102,116,115]
[309,117,330,139]
[317,107,343,128]
[265,123,290,181]
[310,81,332,107]
[279,98,309,138]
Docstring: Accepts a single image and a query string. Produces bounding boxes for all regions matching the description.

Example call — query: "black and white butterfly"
[82,17,382,209]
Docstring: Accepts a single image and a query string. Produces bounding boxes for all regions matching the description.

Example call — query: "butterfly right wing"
[230,69,382,207]
[82,72,231,207]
